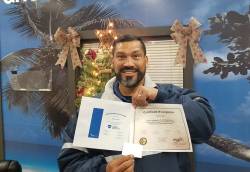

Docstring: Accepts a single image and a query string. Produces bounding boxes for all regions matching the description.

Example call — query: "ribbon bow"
[170,17,207,67]
[54,27,82,70]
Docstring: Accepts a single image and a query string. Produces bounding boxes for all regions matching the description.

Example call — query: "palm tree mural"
[208,135,250,162]
[203,6,250,80]
[203,6,250,163]
[0,0,141,138]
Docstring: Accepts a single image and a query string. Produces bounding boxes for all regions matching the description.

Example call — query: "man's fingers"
[137,89,143,97]
[132,95,148,107]
[124,164,134,172]
[132,86,150,107]
[117,158,134,172]
[113,155,132,166]
[106,155,134,172]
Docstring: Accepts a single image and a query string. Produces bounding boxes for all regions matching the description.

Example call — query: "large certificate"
[134,105,192,152]
[73,97,192,152]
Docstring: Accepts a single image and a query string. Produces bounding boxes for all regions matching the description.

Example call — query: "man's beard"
[116,67,146,88]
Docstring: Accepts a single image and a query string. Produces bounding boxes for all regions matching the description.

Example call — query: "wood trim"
[184,43,194,89]
[79,26,172,41]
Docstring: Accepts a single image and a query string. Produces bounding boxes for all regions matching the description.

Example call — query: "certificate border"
[135,104,193,152]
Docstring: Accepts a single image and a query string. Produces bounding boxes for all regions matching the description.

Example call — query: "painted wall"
[1,0,250,171]
[0,1,61,172]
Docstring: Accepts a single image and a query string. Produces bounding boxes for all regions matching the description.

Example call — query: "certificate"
[134,104,192,152]
[73,97,192,152]
[73,97,134,151]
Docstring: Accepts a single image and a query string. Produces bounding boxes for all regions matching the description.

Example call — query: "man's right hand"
[106,155,134,172]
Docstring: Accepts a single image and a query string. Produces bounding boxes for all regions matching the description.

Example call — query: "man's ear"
[145,55,149,66]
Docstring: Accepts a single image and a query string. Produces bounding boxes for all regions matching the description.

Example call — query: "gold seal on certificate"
[139,137,147,145]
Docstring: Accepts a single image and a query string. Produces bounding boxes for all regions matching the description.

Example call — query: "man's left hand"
[132,86,158,107]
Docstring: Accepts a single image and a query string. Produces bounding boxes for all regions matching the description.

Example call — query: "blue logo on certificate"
[88,108,104,138]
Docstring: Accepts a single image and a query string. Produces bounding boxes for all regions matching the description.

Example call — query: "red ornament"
[85,49,97,60]
[76,87,84,97]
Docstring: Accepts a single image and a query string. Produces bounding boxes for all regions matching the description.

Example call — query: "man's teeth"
[123,70,136,72]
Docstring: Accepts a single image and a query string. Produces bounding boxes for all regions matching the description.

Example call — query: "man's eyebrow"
[131,50,142,54]
[115,50,143,55]
[115,52,126,55]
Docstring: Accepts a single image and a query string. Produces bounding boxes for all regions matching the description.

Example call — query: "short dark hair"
[112,34,146,55]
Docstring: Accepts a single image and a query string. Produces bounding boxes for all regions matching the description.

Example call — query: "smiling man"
[108,35,158,107]
[113,39,147,88]
[58,34,215,172]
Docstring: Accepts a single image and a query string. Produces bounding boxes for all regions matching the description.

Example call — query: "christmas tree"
[75,22,117,107]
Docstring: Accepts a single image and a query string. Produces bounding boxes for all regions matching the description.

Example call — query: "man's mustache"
[119,67,139,73]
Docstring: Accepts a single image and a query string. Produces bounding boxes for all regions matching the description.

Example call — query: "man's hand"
[106,155,134,172]
[132,86,158,107]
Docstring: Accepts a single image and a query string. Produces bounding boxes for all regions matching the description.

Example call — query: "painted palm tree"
[208,135,250,162]
[203,6,250,80]
[203,6,250,163]
[0,0,142,138]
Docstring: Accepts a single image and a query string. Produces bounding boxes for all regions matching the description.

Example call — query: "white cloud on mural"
[238,91,250,117]
[105,0,249,28]
[23,169,36,172]
[105,0,197,26]
[223,0,250,14]
[23,167,41,172]
[125,0,177,25]
[190,0,217,24]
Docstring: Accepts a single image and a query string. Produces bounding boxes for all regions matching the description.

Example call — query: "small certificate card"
[73,97,192,153]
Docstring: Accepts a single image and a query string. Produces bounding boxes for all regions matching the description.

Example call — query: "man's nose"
[123,57,135,66]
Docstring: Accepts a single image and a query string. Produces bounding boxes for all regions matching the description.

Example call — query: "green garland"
[75,48,114,107]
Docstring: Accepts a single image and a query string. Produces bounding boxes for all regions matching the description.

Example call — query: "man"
[58,34,215,172]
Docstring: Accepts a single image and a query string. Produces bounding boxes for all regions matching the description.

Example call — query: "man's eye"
[117,55,126,59]
[132,54,141,60]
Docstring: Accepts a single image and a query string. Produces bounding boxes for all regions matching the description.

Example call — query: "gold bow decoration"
[54,27,82,70]
[170,17,207,67]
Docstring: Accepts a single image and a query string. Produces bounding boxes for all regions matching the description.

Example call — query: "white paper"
[73,97,134,151]
[122,143,143,158]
